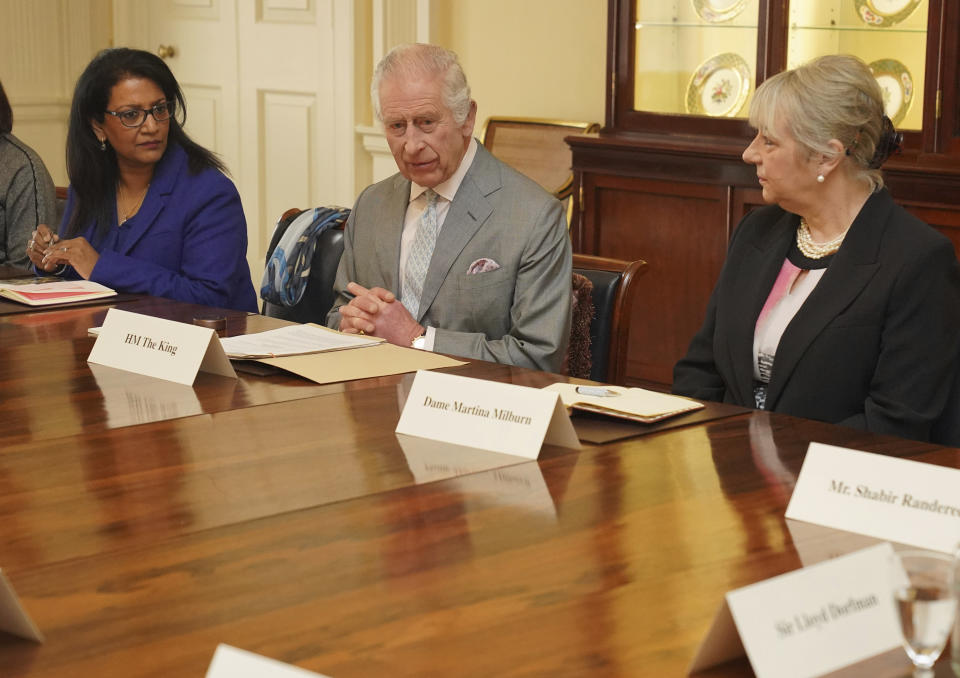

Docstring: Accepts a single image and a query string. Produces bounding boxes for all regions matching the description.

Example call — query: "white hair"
[371,43,472,124]
[749,54,888,191]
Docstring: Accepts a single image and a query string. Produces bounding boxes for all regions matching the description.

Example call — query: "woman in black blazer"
[673,54,960,442]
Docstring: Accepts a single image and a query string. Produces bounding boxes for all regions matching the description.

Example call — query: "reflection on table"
[0,296,955,676]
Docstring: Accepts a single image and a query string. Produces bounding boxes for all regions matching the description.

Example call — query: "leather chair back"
[55,186,68,230]
[261,208,345,323]
[577,268,622,382]
[571,254,647,385]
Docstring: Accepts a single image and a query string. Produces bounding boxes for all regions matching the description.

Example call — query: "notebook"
[544,382,704,424]
[0,279,117,306]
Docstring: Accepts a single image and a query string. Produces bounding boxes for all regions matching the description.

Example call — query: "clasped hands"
[26,224,99,278]
[339,281,424,347]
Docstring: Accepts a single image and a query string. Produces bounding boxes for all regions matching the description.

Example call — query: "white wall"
[432,0,606,128]
[358,0,608,183]
[0,0,113,186]
[3,0,607,203]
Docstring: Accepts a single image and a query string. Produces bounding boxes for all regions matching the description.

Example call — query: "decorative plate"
[869,58,914,126]
[854,0,922,27]
[692,0,749,23]
[685,53,752,117]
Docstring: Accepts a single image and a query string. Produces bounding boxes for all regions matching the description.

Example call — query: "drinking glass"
[951,542,960,677]
[890,549,957,677]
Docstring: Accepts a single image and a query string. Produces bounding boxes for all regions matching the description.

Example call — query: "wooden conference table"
[0,295,956,677]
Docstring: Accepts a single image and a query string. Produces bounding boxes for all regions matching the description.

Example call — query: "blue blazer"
[60,144,257,312]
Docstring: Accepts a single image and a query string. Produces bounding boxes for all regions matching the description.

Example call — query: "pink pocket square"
[467,258,500,275]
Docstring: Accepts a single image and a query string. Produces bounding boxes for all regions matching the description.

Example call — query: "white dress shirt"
[400,137,479,350]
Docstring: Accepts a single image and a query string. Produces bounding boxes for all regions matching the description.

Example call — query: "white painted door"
[114,0,360,293]
[234,0,358,282]
[144,0,241,187]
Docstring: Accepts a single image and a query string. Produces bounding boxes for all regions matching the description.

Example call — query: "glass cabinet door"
[634,0,760,118]
[787,0,928,130]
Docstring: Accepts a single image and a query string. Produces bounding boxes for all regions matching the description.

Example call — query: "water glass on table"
[889,548,956,677]
[953,542,960,677]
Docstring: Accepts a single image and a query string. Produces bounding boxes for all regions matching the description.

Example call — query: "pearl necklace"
[796,218,848,259]
[118,183,150,226]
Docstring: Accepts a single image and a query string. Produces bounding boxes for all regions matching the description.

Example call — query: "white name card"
[0,570,43,642]
[786,442,960,554]
[206,644,331,678]
[88,308,236,386]
[395,371,580,458]
[689,543,901,678]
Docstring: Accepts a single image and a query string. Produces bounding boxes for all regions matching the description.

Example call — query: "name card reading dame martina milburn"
[688,543,901,678]
[88,308,236,386]
[786,443,960,554]
[395,371,580,458]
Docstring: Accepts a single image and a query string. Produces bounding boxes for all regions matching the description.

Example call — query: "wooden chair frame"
[479,117,600,200]
[572,253,646,385]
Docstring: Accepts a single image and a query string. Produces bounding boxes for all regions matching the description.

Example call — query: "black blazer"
[673,189,960,442]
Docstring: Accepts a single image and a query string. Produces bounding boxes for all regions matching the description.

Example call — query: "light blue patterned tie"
[401,189,440,318]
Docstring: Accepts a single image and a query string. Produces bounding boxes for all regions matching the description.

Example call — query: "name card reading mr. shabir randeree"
[786,442,960,554]
[395,371,580,458]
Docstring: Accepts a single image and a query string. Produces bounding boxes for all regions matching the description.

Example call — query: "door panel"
[116,0,358,289]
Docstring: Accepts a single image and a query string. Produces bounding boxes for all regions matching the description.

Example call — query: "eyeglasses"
[104,101,175,128]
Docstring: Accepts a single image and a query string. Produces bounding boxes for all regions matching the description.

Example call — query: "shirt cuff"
[423,326,436,351]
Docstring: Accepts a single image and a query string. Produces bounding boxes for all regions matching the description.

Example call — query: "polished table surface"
[0,296,741,447]
[0,296,957,677]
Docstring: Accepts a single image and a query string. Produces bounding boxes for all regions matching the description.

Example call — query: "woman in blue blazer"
[673,55,960,442]
[25,48,257,312]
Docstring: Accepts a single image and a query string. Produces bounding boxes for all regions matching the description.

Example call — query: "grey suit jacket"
[0,132,56,268]
[327,144,572,372]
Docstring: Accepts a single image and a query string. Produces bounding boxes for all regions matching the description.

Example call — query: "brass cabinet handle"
[157,45,177,60]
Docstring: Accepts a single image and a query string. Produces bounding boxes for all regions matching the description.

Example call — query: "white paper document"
[205,644,331,677]
[786,442,960,554]
[219,323,381,359]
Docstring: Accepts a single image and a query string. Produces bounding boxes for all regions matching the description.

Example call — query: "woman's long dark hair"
[0,80,13,134]
[65,47,226,239]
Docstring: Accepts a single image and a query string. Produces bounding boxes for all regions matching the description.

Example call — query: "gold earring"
[99,138,106,152]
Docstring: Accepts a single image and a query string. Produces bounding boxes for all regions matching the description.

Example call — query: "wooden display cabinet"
[570,0,960,388]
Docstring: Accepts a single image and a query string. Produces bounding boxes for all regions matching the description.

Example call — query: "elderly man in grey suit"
[327,43,571,372]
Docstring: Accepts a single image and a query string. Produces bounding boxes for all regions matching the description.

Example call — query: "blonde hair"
[749,54,888,190]
[371,43,472,125]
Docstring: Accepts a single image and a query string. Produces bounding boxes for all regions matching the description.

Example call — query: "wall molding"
[360,0,432,182]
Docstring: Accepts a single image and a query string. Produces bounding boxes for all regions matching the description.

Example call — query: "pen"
[576,385,620,397]
[39,230,57,257]
[42,227,57,250]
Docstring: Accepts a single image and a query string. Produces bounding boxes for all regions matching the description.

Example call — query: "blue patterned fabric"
[401,189,439,318]
[260,206,350,307]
